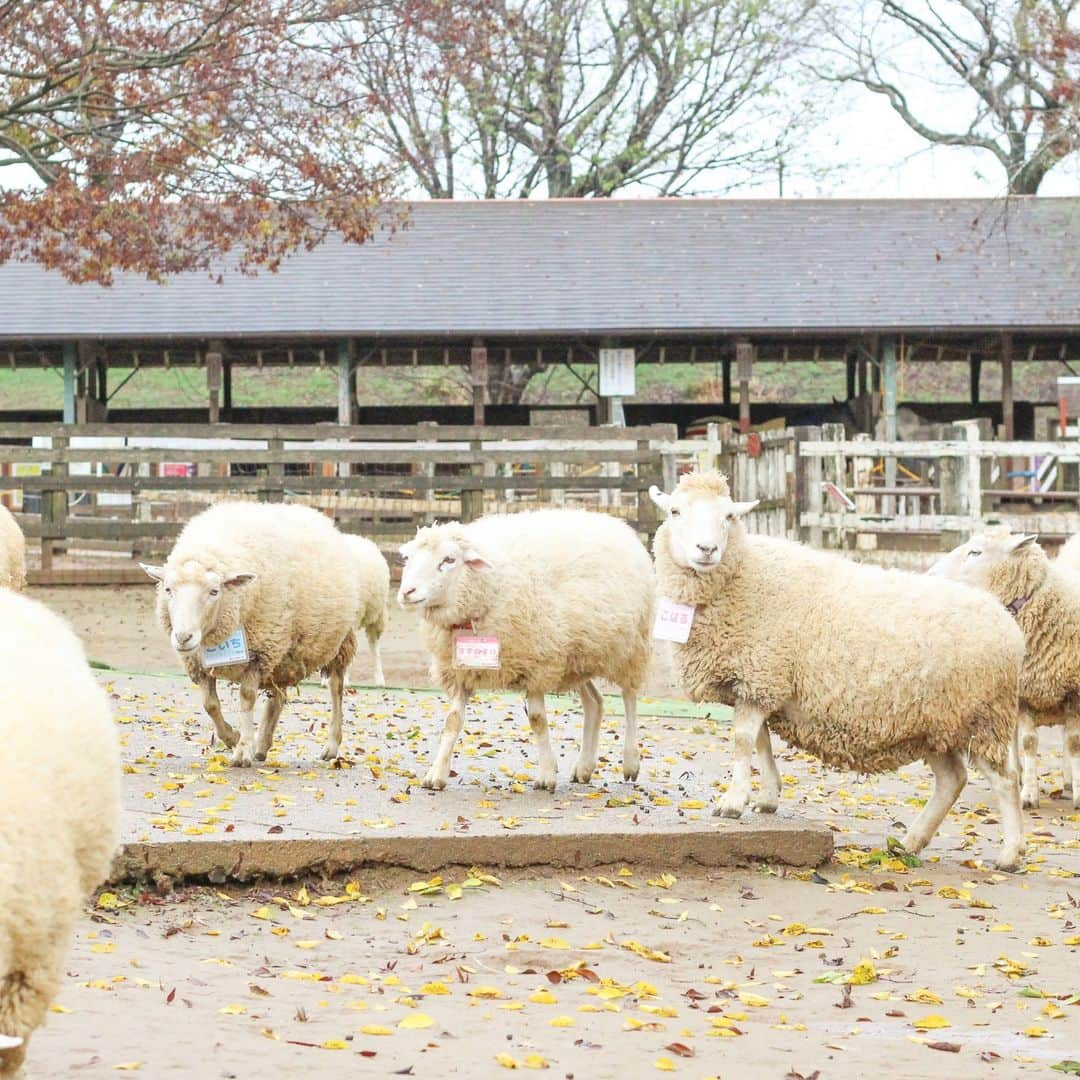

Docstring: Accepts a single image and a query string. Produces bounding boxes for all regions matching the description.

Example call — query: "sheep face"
[929,529,1038,591]
[141,560,256,654]
[649,478,758,573]
[398,526,490,613]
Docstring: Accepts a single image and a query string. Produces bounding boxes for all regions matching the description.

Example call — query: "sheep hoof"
[230,746,254,768]
[754,799,778,814]
[320,747,339,762]
[623,757,640,782]
[714,802,745,820]
[534,776,557,792]
[254,750,268,763]
[994,850,1022,872]
[571,763,595,784]
[217,726,239,749]
[1021,792,1040,811]
[422,772,447,791]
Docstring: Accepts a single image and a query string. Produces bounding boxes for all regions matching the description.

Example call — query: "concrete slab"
[104,672,833,881]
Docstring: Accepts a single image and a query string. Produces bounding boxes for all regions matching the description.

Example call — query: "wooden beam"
[470,339,487,426]
[735,340,753,434]
[62,342,77,424]
[845,353,856,401]
[337,339,355,425]
[206,339,224,424]
[222,359,233,416]
[722,356,731,405]
[1001,333,1014,439]
[969,354,981,405]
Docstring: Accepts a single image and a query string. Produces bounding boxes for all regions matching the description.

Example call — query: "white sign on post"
[598,348,636,397]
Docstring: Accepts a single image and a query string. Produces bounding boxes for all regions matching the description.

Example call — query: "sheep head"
[397,522,491,619]
[649,472,757,574]
[928,525,1040,598]
[140,559,256,654]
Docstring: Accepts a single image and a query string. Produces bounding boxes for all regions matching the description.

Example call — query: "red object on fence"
[746,432,762,459]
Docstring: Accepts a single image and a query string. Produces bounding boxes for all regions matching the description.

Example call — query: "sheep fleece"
[0,505,25,592]
[421,509,653,695]
[158,502,358,688]
[653,524,1022,772]
[0,591,120,1070]
[344,533,390,638]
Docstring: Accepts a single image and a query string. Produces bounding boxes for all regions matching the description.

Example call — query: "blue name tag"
[201,628,250,668]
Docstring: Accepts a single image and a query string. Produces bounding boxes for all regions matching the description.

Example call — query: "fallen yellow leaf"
[359,1024,393,1036]
[399,1013,434,1030]
[911,1015,950,1030]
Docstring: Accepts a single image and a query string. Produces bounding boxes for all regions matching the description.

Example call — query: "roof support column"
[722,356,731,406]
[62,341,77,424]
[1000,334,1014,440]
[845,352,857,402]
[969,355,981,405]
[206,340,224,424]
[337,339,355,425]
[470,339,487,427]
[223,359,233,419]
[735,340,753,434]
[882,335,898,516]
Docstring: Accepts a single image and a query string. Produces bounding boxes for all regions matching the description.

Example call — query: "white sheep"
[0,590,120,1076]
[1057,533,1080,574]
[932,526,1080,809]
[397,509,654,791]
[141,501,359,767]
[650,472,1026,870]
[0,505,25,591]
[343,533,390,686]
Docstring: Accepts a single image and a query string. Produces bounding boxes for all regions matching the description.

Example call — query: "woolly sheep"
[343,533,390,686]
[397,509,654,791]
[142,502,359,767]
[0,505,25,591]
[931,526,1080,810]
[1057,533,1080,574]
[649,472,1026,870]
[0,590,120,1076]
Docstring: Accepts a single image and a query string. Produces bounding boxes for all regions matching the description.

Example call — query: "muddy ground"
[14,586,1080,1078]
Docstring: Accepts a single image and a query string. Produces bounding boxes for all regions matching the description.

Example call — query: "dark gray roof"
[1,197,1078,339]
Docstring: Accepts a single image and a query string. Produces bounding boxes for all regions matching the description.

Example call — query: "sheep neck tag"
[453,632,501,669]
[201,628,250,667]
[653,597,696,643]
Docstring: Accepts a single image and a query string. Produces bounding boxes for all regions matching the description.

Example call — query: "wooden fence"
[0,422,677,584]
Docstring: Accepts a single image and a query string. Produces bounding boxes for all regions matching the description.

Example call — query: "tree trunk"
[486,357,546,405]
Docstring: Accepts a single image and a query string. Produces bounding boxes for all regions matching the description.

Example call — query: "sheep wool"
[343,533,390,686]
[0,505,25,592]
[0,590,120,1076]
[1057,533,1080,574]
[934,525,1080,809]
[651,471,1025,869]
[399,508,654,791]
[146,501,359,765]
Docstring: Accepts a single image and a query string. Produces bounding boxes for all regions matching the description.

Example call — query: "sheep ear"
[224,572,257,588]
[0,1034,23,1049]
[649,485,672,512]
[731,500,759,518]
[1007,534,1038,553]
[140,563,165,583]
[462,547,491,571]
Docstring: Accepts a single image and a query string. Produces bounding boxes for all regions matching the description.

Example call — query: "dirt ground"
[16,586,1080,1078]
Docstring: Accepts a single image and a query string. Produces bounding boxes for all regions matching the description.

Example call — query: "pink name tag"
[453,633,501,669]
[653,597,696,643]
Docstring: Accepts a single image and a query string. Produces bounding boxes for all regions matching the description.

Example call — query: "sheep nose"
[401,587,415,600]
[175,630,194,647]
[696,543,718,556]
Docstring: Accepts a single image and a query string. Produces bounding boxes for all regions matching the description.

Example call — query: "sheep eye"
[164,587,172,597]
[966,550,981,558]
[439,556,456,569]
[726,513,735,522]
[209,587,220,597]
[669,508,680,517]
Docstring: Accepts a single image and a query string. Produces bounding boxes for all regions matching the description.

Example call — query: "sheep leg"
[366,625,386,687]
[572,680,602,784]
[1065,715,1080,809]
[423,686,470,790]
[622,688,641,782]
[200,675,238,749]
[1018,710,1040,809]
[254,691,287,762]
[321,669,346,761]
[0,950,63,1078]
[753,722,781,813]
[902,751,966,854]
[229,671,260,767]
[527,691,558,792]
[971,751,1025,871]
[716,700,767,819]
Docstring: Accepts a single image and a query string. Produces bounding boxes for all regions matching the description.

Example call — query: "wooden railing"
[0,422,677,583]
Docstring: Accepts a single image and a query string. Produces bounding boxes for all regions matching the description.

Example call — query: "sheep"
[0,505,25,591]
[343,533,390,686]
[0,589,120,1077]
[141,501,359,767]
[397,508,654,792]
[649,471,1026,870]
[1057,533,1080,574]
[931,526,1080,810]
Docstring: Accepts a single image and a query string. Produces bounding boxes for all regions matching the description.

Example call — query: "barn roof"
[1,197,1077,340]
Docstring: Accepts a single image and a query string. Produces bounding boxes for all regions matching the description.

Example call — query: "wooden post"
[845,354,857,402]
[938,423,965,552]
[41,434,68,572]
[821,421,847,548]
[62,342,77,424]
[223,359,233,417]
[722,356,731,405]
[696,421,722,473]
[857,352,867,397]
[1001,334,1015,439]
[793,425,822,546]
[471,340,487,427]
[881,336,898,516]
[852,433,876,552]
[264,438,284,502]
[206,340,223,424]
[736,340,753,434]
[969,355,981,405]
[337,339,355,426]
